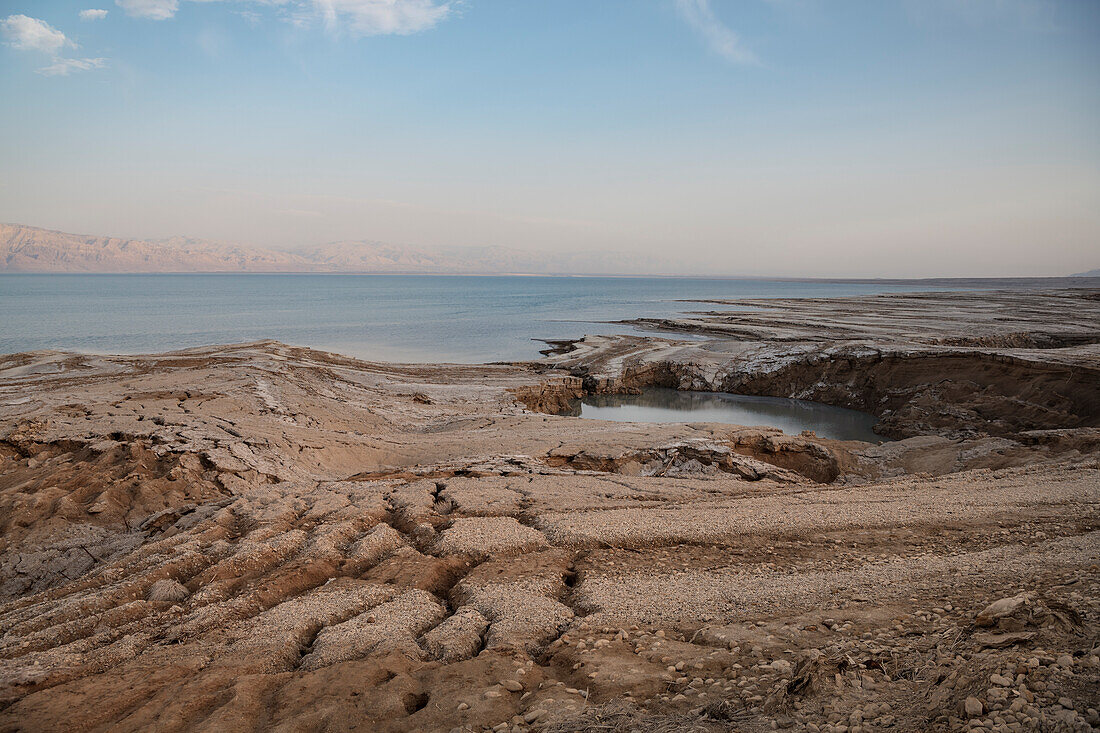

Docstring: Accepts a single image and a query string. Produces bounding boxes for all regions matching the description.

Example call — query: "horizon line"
[2,271,1099,283]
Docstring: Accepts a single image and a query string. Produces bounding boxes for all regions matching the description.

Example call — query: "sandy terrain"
[0,289,1098,732]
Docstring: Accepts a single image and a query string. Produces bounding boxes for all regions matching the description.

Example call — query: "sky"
[1,0,1098,278]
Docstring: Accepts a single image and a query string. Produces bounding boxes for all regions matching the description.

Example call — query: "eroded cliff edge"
[541,289,1100,439]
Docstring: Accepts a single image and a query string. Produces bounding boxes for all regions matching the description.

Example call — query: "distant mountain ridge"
[1,224,312,273]
[0,223,650,275]
[7,223,1093,278]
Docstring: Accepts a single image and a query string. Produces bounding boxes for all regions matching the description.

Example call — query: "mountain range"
[4,224,1096,278]
[0,223,655,275]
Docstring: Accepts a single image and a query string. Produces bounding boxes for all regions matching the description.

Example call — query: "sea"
[0,273,1079,363]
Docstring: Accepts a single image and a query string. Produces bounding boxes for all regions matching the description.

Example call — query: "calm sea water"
[0,274,981,363]
[578,388,884,442]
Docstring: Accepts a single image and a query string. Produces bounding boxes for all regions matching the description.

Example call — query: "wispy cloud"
[113,0,452,35]
[3,13,109,77]
[234,8,263,26]
[312,0,451,36]
[674,0,758,65]
[37,57,109,76]
[7,0,450,82]
[1,14,72,53]
[116,0,179,20]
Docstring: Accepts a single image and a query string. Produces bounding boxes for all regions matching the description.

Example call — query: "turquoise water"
[0,274,984,363]
[579,388,884,442]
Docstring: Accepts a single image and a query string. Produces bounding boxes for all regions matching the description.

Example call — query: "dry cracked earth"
[1,289,1099,733]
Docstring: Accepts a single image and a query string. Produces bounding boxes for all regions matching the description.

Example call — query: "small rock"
[147,579,190,603]
[975,593,1036,629]
[974,631,1036,649]
[964,697,984,717]
[501,679,523,692]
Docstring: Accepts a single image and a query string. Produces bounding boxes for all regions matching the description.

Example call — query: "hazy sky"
[1,0,1098,277]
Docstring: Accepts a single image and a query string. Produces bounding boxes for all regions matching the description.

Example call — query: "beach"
[1,288,1098,732]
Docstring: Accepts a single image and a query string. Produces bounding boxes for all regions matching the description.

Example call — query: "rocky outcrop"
[546,438,806,482]
[727,430,843,483]
[509,376,584,415]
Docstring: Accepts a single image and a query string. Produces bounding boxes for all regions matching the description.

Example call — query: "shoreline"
[4,280,1100,368]
[1,288,1098,732]
[4,271,1100,285]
